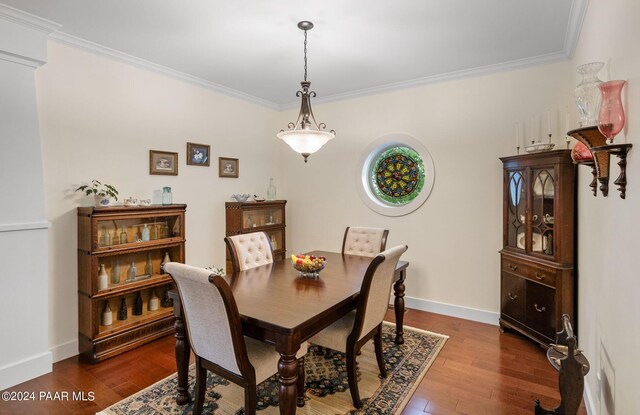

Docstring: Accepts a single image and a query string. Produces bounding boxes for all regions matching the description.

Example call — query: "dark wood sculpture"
[535,314,590,415]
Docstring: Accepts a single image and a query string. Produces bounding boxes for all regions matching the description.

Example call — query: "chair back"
[342,227,389,257]
[353,245,407,341]
[164,262,250,378]
[225,231,274,272]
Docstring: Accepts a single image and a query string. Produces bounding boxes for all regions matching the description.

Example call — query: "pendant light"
[277,21,335,163]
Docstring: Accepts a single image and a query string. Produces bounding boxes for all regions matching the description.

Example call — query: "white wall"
[570,0,640,414]
[0,5,57,391]
[281,61,573,322]
[35,41,282,362]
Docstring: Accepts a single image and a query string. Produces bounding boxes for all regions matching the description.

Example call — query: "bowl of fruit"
[291,254,327,278]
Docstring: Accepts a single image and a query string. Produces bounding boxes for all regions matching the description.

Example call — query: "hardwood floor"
[0,309,587,415]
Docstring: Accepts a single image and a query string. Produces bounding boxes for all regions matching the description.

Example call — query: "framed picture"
[149,150,178,175]
[186,142,210,166]
[219,157,239,178]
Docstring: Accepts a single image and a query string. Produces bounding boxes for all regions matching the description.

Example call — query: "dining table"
[169,250,409,415]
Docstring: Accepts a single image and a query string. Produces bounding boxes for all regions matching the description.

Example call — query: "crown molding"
[281,51,570,110]
[49,31,280,110]
[0,3,61,34]
[563,0,589,58]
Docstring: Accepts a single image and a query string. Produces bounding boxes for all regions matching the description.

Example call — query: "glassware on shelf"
[598,80,627,144]
[101,301,112,326]
[148,289,159,311]
[99,227,110,246]
[150,221,158,240]
[127,261,137,281]
[118,298,127,320]
[119,225,127,244]
[111,258,121,284]
[571,141,593,162]
[161,286,173,308]
[145,253,153,276]
[162,187,172,205]
[133,292,143,315]
[267,178,276,200]
[162,252,171,265]
[111,227,119,245]
[142,223,150,241]
[163,221,170,238]
[574,62,604,127]
[98,264,108,290]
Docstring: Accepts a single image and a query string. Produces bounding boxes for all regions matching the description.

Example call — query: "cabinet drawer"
[501,273,525,322]
[525,281,556,340]
[501,258,556,287]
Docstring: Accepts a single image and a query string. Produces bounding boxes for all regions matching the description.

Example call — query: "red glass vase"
[571,141,593,162]
[598,80,627,144]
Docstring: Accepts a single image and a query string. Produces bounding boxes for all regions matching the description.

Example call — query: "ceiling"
[4,0,586,109]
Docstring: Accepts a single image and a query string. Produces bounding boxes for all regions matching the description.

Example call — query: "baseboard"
[404,296,500,326]
[50,339,78,363]
[0,351,52,391]
[583,381,597,415]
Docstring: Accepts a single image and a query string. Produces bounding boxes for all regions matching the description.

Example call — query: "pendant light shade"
[278,21,335,163]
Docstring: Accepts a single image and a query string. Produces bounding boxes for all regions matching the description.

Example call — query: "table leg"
[173,303,192,405]
[276,336,300,415]
[393,269,406,344]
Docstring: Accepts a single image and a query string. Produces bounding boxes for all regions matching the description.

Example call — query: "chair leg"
[374,324,387,378]
[346,348,362,408]
[244,380,257,415]
[297,357,306,407]
[193,358,207,415]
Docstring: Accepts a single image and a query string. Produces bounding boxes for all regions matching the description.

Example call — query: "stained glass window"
[369,146,426,206]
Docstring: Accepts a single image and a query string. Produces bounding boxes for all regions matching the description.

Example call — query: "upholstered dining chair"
[309,245,408,408]
[225,231,274,273]
[341,226,389,257]
[164,262,307,415]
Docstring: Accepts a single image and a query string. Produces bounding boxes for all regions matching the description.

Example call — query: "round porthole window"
[357,134,435,216]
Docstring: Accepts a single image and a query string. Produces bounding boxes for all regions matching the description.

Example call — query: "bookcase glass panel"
[96,215,181,248]
[507,170,526,250]
[532,168,555,256]
[242,207,283,230]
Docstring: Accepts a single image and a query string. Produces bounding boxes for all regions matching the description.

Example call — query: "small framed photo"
[186,142,210,166]
[219,157,239,178]
[149,150,178,175]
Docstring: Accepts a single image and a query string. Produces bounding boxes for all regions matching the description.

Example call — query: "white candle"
[515,123,520,148]
[531,116,535,142]
[565,108,570,132]
[547,110,551,135]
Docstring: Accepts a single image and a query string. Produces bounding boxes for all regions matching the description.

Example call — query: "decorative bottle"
[111,258,121,284]
[128,261,137,281]
[145,253,153,276]
[150,221,158,240]
[98,264,108,290]
[162,251,171,265]
[148,289,160,311]
[162,187,172,205]
[133,292,143,315]
[574,62,604,127]
[161,286,173,308]
[270,234,278,250]
[119,225,128,244]
[163,221,170,238]
[117,298,128,320]
[99,227,110,246]
[101,301,113,326]
[141,223,150,241]
[267,178,276,200]
[111,227,119,245]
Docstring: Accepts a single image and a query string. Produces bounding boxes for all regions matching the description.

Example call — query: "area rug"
[100,322,447,415]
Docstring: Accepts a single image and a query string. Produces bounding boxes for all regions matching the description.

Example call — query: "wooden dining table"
[169,250,409,415]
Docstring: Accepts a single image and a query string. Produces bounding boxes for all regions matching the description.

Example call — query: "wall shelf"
[567,126,632,199]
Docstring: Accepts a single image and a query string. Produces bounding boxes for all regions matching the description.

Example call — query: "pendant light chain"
[303,29,308,82]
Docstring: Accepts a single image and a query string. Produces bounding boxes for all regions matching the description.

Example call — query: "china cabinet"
[499,150,576,347]
[225,200,286,273]
[77,204,186,362]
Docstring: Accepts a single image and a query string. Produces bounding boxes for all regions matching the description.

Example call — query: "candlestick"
[548,133,552,145]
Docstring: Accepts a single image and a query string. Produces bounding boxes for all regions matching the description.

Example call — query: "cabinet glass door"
[242,206,283,230]
[96,214,182,250]
[507,170,526,250]
[531,168,555,257]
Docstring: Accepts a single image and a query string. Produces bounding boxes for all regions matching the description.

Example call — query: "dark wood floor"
[0,309,586,415]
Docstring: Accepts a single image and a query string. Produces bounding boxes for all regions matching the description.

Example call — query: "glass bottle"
[145,253,153,276]
[111,227,120,245]
[128,261,137,281]
[99,227,110,247]
[574,62,604,127]
[119,225,128,244]
[162,252,171,265]
[111,258,121,284]
[163,221,170,238]
[101,301,112,326]
[133,292,143,315]
[98,264,108,290]
[267,178,276,200]
[148,289,159,311]
[161,286,173,308]
[150,221,158,240]
[118,298,128,320]
[270,234,278,250]
[162,187,172,205]
[598,80,627,144]
[142,223,150,241]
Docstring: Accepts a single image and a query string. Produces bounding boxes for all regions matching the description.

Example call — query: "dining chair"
[341,226,389,257]
[309,244,408,408]
[164,262,307,415]
[225,231,274,273]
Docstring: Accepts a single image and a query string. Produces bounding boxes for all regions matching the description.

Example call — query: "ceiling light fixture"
[277,21,335,163]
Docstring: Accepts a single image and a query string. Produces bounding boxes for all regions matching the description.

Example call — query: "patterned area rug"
[100,323,447,415]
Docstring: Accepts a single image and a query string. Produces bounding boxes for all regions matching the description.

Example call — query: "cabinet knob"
[508,292,518,301]
[535,273,544,281]
[534,303,546,313]
[508,264,518,271]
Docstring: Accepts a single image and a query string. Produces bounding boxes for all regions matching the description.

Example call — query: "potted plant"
[75,180,119,207]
